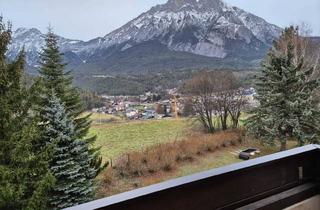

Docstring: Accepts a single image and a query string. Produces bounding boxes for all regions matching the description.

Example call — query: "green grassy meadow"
[89,112,251,160]
[90,117,193,160]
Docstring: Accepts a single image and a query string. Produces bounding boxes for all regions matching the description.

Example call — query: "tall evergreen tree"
[35,28,103,175]
[246,26,320,151]
[41,92,95,209]
[0,17,54,210]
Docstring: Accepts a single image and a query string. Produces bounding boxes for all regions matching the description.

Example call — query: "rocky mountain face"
[8,0,283,74]
[7,28,87,69]
[94,0,281,58]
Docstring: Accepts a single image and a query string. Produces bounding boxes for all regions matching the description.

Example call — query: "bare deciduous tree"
[228,88,248,128]
[185,70,243,133]
[213,71,238,130]
[185,71,216,133]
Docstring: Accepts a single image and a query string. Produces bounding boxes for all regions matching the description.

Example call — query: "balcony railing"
[65,144,320,210]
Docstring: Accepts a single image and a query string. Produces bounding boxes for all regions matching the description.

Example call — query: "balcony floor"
[285,195,320,210]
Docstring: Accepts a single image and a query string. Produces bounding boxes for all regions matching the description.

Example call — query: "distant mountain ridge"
[8,0,285,74]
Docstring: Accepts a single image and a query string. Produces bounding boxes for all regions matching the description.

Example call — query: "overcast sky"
[1,0,319,41]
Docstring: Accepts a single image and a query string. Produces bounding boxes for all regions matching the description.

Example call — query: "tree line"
[0,18,105,209]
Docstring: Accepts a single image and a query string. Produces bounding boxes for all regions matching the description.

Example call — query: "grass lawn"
[89,112,272,161]
[90,118,193,160]
[176,140,297,177]
[89,111,251,160]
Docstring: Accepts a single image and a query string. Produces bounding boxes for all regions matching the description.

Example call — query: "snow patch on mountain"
[75,0,282,58]
[8,28,86,66]
[7,0,282,68]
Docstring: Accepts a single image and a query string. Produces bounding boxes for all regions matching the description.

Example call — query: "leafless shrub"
[109,129,243,178]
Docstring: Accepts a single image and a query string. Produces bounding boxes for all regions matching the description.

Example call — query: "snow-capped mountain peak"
[7,28,85,66]
[13,27,42,38]
[85,0,281,59]
[7,0,283,73]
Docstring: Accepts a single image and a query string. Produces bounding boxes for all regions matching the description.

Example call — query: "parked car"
[239,148,261,160]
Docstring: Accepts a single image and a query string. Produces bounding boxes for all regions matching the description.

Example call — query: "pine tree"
[35,28,104,175]
[245,26,320,151]
[41,92,95,209]
[0,17,54,210]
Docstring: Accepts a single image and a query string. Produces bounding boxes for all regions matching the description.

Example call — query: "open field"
[89,112,260,160]
[90,117,194,160]
[88,113,299,198]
